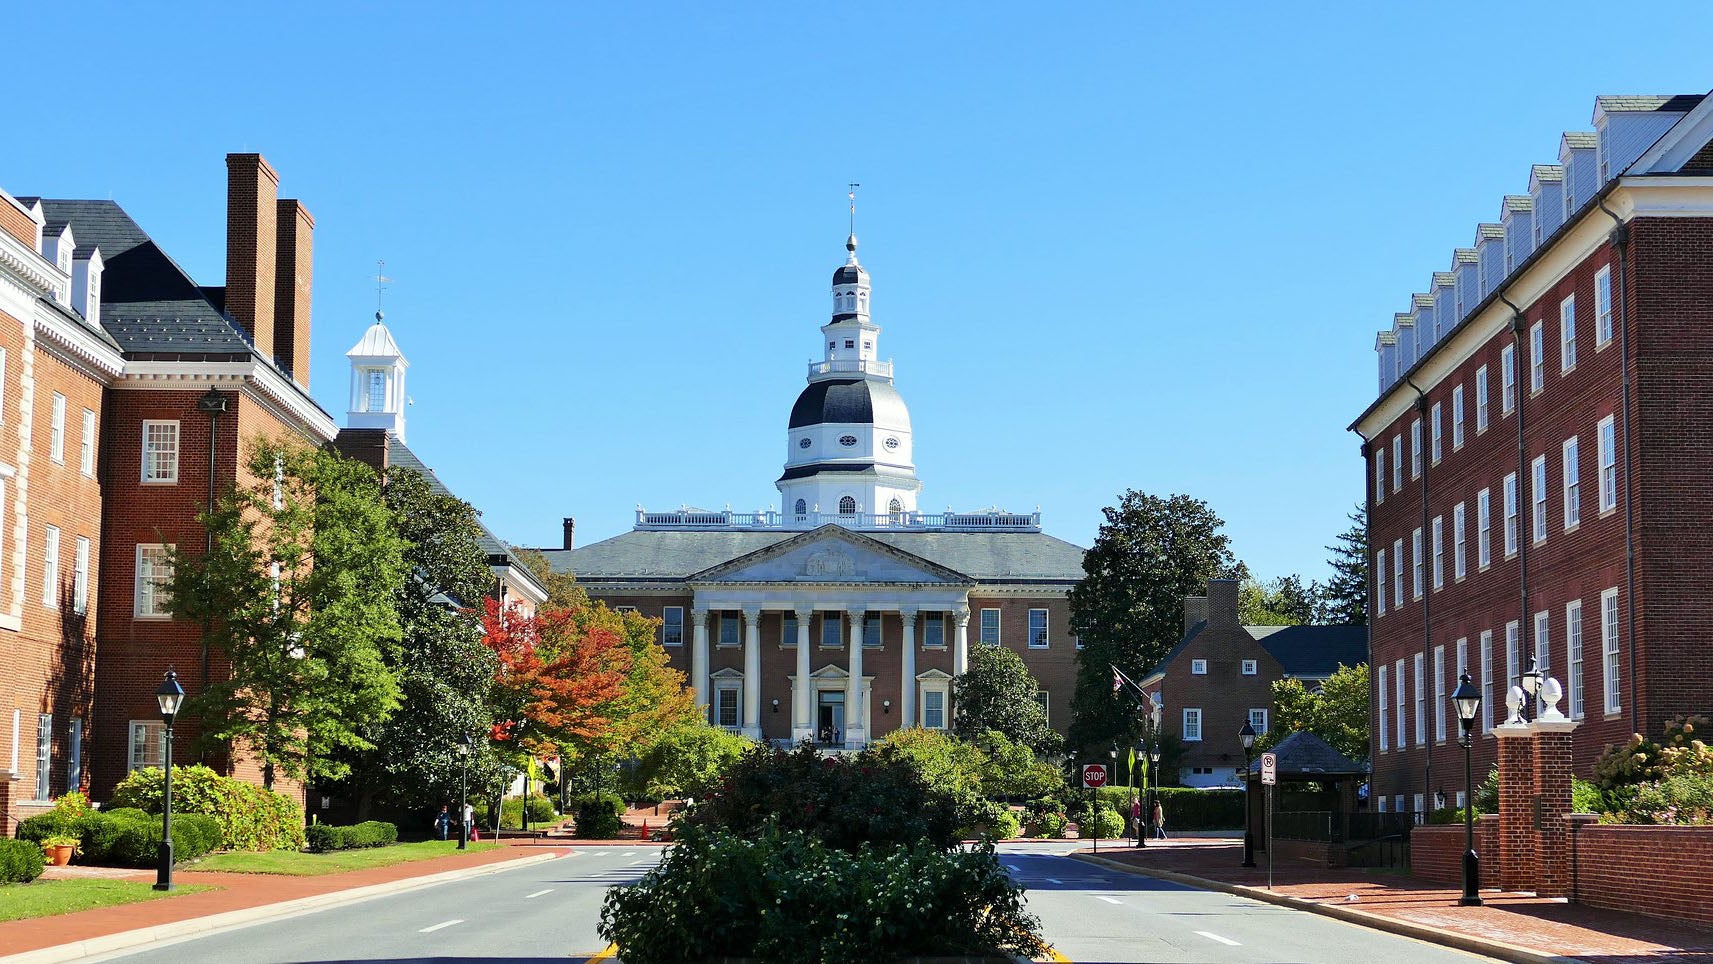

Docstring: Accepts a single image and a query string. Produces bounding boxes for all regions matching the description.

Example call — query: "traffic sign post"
[1083,764,1108,855]
[1260,752,1277,890]
[1082,764,1108,788]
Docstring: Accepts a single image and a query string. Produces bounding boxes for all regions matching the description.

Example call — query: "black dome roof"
[832,264,867,286]
[790,379,873,429]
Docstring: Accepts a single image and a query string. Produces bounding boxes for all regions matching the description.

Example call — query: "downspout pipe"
[1498,294,1529,713]
[1405,378,1431,807]
[1596,200,1639,736]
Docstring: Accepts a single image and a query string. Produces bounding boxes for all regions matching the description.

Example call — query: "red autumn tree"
[480,598,632,760]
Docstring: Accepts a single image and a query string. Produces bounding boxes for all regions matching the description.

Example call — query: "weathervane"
[372,260,393,322]
[848,182,860,236]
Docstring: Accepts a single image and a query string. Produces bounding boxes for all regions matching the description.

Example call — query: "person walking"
[1152,799,1167,840]
[1130,796,1142,844]
[463,802,475,839]
[435,804,451,841]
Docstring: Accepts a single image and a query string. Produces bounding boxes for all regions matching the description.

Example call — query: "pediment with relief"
[691,526,971,585]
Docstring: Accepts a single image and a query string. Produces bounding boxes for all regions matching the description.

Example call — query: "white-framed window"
[1531,455,1548,544]
[135,543,174,618]
[1248,708,1268,732]
[67,718,82,792]
[34,714,51,800]
[1191,658,1208,675]
[1394,657,1407,748]
[1393,538,1404,608]
[1432,516,1444,590]
[1375,548,1386,616]
[1453,503,1467,579]
[1414,652,1426,745]
[1378,665,1390,752]
[1480,631,1495,733]
[141,421,179,483]
[1433,645,1447,743]
[1028,608,1049,648]
[1392,435,1403,493]
[1476,365,1490,431]
[1566,599,1584,720]
[718,612,740,647]
[1501,344,1517,414]
[1242,659,1257,675]
[924,612,945,648]
[1452,385,1466,449]
[714,682,741,729]
[49,392,65,464]
[74,536,89,614]
[1456,790,1466,809]
[863,616,882,648]
[1602,588,1621,714]
[1182,708,1202,742]
[781,612,798,647]
[1034,690,1049,725]
[1503,473,1519,557]
[1561,295,1577,371]
[1377,796,1388,813]
[1456,636,1468,684]
[1431,402,1443,464]
[79,409,95,477]
[1595,265,1614,347]
[42,525,59,608]
[979,608,1000,646]
[1598,415,1618,513]
[1563,436,1581,530]
[661,606,684,647]
[923,687,948,730]
[1411,419,1422,479]
[1375,452,1385,505]
[820,612,843,647]
[1529,321,1545,393]
[1505,620,1521,712]
[1478,488,1492,569]
[365,368,387,411]
[1412,527,1424,600]
[1534,611,1551,706]
[1413,792,1425,817]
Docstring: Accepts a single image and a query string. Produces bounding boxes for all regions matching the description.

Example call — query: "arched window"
[838,496,857,516]
[794,498,807,520]
[888,498,904,523]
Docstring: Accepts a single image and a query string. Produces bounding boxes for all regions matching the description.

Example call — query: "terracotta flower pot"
[49,844,74,866]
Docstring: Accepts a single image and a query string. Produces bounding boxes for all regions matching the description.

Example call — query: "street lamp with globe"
[1452,673,1483,906]
[456,733,473,850]
[1239,719,1257,868]
[153,670,185,892]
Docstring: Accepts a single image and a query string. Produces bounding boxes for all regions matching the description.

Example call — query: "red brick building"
[1353,93,1713,816]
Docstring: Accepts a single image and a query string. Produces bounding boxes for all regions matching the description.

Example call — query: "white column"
[691,607,710,724]
[845,607,866,747]
[952,606,971,677]
[900,608,918,729]
[793,604,814,743]
[741,604,762,740]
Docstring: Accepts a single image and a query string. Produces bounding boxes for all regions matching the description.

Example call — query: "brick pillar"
[1494,721,1535,892]
[1531,715,1579,898]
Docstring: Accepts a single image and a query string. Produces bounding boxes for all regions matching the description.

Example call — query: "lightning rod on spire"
[373,260,394,322]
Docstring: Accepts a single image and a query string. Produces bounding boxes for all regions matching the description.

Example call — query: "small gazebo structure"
[1244,731,1369,852]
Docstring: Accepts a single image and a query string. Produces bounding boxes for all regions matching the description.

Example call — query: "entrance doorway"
[816,690,845,745]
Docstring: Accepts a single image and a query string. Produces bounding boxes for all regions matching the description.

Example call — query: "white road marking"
[621,851,637,857]
[418,919,464,933]
[628,859,652,865]
[524,889,554,899]
[1093,896,1122,905]
[1195,931,1241,946]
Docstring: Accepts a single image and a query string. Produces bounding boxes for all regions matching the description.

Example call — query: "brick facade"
[1409,817,1499,888]
[1568,824,1713,927]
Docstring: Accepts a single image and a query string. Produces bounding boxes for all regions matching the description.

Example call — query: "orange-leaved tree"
[480,598,632,761]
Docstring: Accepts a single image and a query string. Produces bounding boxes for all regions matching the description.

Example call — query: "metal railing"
[1265,810,1425,843]
[634,507,1042,532]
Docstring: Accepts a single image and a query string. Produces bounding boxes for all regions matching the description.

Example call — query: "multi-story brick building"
[533,229,1085,747]
[1352,92,1713,816]
[1141,579,1367,787]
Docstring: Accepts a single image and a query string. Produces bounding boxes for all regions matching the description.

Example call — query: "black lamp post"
[1452,673,1483,907]
[1148,745,1161,842]
[456,733,473,850]
[153,670,185,892]
[1518,655,1542,723]
[1239,720,1257,868]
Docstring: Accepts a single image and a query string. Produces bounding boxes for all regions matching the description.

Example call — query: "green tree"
[168,439,407,790]
[337,467,500,816]
[1067,490,1240,755]
[1254,663,1370,765]
[630,724,752,800]
[1238,574,1317,626]
[952,644,1060,755]
[1312,505,1368,625]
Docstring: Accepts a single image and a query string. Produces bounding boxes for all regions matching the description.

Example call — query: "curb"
[1,850,569,964]
[1068,853,1581,964]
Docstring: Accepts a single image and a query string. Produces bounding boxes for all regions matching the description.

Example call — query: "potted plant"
[40,835,80,867]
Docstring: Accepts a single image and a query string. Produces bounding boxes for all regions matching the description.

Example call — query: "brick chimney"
[274,198,314,388]
[226,154,279,360]
[1206,578,1239,628]
[562,517,576,551]
[1183,595,1208,636]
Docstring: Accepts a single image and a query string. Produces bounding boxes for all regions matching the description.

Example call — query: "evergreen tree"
[1238,574,1317,626]
[1313,504,1369,625]
[1066,490,1240,756]
[952,644,1060,756]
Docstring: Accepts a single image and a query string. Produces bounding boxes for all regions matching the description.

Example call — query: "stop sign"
[1082,764,1108,789]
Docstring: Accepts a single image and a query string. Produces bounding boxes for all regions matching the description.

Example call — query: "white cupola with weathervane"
[778,203,921,527]
[346,310,408,441]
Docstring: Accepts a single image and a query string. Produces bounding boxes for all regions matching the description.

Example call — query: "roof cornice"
[117,358,338,441]
[34,300,123,379]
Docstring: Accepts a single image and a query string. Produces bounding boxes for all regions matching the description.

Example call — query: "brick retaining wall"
[1409,816,1498,888]
[1571,824,1713,927]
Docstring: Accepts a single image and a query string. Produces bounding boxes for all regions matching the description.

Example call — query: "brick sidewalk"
[1079,836,1713,963]
[0,844,555,957]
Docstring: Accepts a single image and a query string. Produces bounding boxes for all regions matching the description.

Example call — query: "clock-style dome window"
[798,437,812,449]
[883,437,899,450]
[839,435,858,447]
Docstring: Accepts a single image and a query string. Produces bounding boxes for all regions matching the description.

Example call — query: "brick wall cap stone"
[1527,719,1580,736]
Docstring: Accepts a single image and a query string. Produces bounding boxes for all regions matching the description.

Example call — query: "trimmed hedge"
[304,821,399,853]
[573,792,624,840]
[476,793,557,830]
[0,838,45,883]
[109,765,305,852]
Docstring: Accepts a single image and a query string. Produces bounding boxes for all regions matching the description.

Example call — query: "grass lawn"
[0,879,213,922]
[191,840,501,876]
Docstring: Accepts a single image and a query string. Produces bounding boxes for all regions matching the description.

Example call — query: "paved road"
[90,846,655,963]
[997,843,1495,963]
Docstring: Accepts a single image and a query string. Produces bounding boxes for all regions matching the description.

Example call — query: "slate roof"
[1245,730,1366,777]
[542,527,1086,584]
[1594,94,1703,114]
[1561,131,1599,149]
[384,437,542,588]
[1149,622,1368,679]
[789,378,905,429]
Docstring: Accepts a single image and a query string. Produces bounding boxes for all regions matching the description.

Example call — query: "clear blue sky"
[11,3,1713,582]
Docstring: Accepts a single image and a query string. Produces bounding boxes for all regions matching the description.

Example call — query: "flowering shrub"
[1594,716,1713,824]
[597,823,1044,963]
[109,764,305,851]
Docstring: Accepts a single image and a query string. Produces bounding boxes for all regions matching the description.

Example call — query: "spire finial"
[373,260,393,322]
[846,183,860,261]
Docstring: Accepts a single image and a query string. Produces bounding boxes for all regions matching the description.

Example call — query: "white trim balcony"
[634,506,1041,532]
